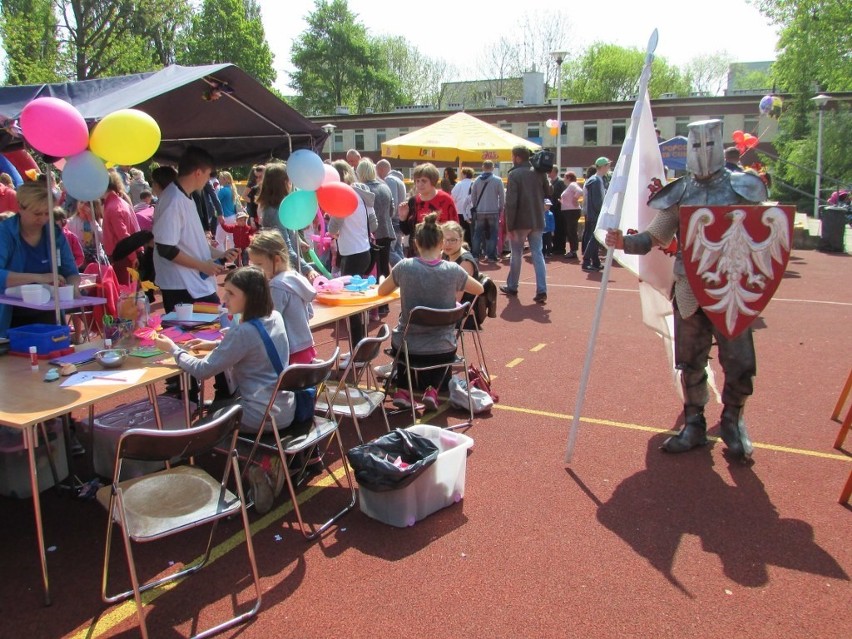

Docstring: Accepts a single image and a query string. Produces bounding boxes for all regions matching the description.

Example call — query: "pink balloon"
[323,163,340,184]
[317,182,358,218]
[20,97,89,158]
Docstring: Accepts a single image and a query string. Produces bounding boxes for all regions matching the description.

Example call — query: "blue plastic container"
[7,324,71,357]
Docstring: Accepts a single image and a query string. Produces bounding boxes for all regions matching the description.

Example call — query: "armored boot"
[720,405,754,460]
[662,407,709,453]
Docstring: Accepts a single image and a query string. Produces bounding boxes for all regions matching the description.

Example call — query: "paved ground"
[1,247,850,638]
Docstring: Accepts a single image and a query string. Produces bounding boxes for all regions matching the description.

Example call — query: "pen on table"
[93,375,128,382]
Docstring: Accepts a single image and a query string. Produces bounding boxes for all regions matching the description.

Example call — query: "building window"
[332,133,344,152]
[527,123,540,138]
[611,119,627,146]
[743,115,759,134]
[675,116,691,137]
[354,129,364,150]
[583,120,597,146]
[376,128,387,148]
[500,122,513,133]
[398,127,410,136]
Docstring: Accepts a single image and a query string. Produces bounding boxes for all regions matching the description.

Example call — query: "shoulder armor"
[649,177,687,210]
[730,171,768,203]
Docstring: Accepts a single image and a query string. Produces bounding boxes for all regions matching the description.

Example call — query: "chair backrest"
[116,404,242,463]
[351,323,391,366]
[407,302,471,329]
[277,346,339,392]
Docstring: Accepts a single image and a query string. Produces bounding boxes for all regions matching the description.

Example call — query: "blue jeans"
[472,213,499,260]
[506,229,547,295]
[390,227,405,265]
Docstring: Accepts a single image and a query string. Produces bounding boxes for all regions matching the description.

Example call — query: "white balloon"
[287,149,325,191]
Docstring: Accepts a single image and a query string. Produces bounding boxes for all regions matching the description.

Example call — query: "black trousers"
[393,348,457,391]
[674,304,755,409]
[565,209,581,253]
[553,209,568,255]
[339,249,372,346]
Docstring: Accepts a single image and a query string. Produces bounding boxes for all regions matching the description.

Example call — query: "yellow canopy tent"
[381,112,541,165]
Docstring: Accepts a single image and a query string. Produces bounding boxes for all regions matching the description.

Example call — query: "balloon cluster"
[758,95,783,119]
[19,97,161,201]
[278,149,358,230]
[545,118,560,136]
[732,130,759,155]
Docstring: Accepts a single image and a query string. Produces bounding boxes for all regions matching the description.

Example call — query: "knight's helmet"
[686,119,724,179]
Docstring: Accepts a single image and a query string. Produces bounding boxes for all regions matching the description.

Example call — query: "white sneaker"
[373,363,393,379]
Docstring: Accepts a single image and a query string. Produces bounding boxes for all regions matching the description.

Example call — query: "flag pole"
[564,30,658,464]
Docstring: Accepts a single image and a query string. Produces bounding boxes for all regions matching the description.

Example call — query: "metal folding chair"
[242,347,356,539]
[317,324,392,443]
[460,300,491,384]
[387,302,475,428]
[97,404,261,639]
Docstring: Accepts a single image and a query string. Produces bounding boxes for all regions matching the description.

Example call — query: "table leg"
[25,424,51,605]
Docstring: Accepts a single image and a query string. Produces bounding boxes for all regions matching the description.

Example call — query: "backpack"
[467,273,497,329]
[530,149,555,173]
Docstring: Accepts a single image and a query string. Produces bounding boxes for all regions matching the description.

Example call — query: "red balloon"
[736,143,747,154]
[4,148,39,176]
[317,182,358,218]
[732,130,745,144]
[743,134,759,149]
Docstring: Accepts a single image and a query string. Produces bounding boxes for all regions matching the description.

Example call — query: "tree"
[564,43,691,103]
[56,0,175,80]
[766,104,851,208]
[0,0,62,84]
[372,35,456,108]
[684,51,733,96]
[475,12,573,98]
[179,0,275,87]
[149,2,193,66]
[289,0,402,115]
[752,0,852,137]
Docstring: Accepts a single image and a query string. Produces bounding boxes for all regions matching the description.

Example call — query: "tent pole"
[45,170,61,325]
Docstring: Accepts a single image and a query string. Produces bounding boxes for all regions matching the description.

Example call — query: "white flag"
[595,93,674,298]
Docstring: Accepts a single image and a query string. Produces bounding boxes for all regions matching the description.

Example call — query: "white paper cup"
[21,284,50,305]
[175,303,193,321]
[58,285,75,302]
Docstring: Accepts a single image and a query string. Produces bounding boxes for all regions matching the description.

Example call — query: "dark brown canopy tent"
[0,63,327,165]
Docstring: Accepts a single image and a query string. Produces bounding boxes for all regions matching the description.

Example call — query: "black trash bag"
[347,428,439,492]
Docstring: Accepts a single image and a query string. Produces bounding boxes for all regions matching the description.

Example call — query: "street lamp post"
[321,123,337,161]
[550,50,568,171]
[811,94,830,219]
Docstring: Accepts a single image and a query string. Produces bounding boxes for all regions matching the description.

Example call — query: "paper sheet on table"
[60,369,147,387]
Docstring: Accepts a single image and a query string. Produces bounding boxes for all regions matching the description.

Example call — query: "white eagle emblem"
[684,207,791,334]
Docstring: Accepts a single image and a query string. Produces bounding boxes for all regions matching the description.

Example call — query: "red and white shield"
[679,205,794,339]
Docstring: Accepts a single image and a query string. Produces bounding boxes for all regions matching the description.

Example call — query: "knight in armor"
[605,120,768,460]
